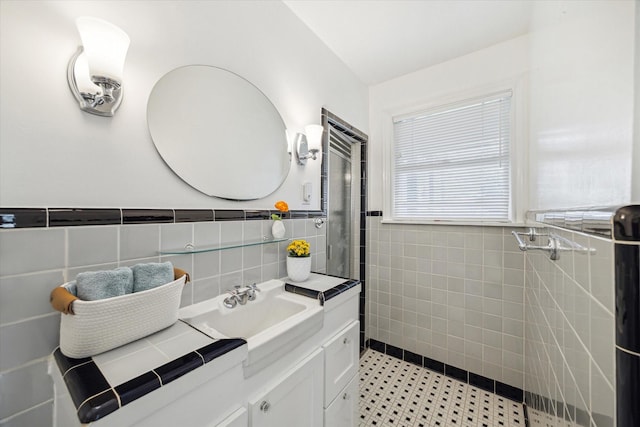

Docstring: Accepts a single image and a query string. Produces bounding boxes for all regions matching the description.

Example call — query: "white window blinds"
[392,91,512,221]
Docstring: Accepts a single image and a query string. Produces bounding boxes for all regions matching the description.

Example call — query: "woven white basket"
[59,275,185,358]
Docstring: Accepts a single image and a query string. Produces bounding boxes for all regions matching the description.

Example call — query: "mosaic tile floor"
[359,349,526,427]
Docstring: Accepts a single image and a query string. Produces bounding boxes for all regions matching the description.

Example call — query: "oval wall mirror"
[147,65,290,200]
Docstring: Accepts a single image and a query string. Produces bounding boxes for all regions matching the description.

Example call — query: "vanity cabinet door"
[323,320,359,406]
[249,349,323,427]
[324,375,358,427]
[215,407,247,427]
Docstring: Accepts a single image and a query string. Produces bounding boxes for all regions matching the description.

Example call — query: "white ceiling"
[283,0,533,85]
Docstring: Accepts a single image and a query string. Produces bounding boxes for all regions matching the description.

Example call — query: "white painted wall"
[528,0,636,209]
[0,0,368,210]
[368,35,530,214]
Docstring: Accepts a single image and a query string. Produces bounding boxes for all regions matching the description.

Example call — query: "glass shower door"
[326,147,351,278]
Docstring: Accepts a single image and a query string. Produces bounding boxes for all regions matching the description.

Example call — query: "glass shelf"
[158,237,289,255]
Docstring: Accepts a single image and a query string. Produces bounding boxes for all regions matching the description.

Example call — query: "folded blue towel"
[132,262,173,293]
[76,267,133,301]
[63,281,77,296]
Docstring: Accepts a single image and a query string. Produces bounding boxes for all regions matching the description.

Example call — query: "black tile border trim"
[0,208,47,229]
[123,209,174,224]
[365,338,524,403]
[0,208,327,229]
[613,205,640,241]
[49,208,122,227]
[53,338,246,423]
[175,209,214,223]
[284,276,360,306]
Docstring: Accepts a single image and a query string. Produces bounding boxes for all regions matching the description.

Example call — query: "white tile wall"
[524,227,615,427]
[0,218,325,426]
[366,218,526,390]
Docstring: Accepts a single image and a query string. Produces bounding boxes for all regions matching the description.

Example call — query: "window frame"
[381,80,527,226]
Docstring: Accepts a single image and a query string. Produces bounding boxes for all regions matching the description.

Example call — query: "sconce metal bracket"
[67,46,123,117]
[294,133,319,165]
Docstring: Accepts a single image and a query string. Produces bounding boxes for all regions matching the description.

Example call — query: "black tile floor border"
[365,338,524,402]
[53,337,246,423]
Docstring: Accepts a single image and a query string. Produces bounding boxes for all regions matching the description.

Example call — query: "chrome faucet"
[223,283,260,308]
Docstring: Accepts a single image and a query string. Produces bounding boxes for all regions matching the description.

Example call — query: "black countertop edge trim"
[53,337,246,423]
[0,208,47,229]
[53,347,92,375]
[49,208,122,227]
[366,211,383,217]
[613,205,640,241]
[196,338,247,363]
[284,277,361,306]
[366,339,525,403]
[153,352,203,385]
[77,389,120,423]
[114,371,161,407]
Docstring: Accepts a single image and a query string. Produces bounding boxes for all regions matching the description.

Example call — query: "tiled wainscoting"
[0,209,326,426]
[366,218,527,393]
[524,228,615,426]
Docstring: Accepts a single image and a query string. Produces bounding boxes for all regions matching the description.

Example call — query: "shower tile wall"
[524,228,615,427]
[0,218,325,426]
[366,217,526,391]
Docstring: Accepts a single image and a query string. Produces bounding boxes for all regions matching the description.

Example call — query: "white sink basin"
[180,279,323,376]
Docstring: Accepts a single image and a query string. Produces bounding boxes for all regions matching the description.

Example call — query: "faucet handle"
[247,283,260,301]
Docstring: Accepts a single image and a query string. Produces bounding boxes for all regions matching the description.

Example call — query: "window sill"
[379,219,528,228]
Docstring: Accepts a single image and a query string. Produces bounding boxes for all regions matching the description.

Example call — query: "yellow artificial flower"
[287,239,310,257]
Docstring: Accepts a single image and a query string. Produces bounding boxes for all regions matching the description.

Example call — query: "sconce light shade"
[294,124,324,166]
[304,125,324,152]
[76,17,130,83]
[68,17,130,116]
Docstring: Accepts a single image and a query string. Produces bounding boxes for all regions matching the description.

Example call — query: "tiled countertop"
[52,274,361,424]
[284,272,361,306]
[53,321,246,423]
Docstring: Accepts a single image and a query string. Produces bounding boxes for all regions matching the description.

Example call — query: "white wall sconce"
[293,124,324,165]
[67,17,130,117]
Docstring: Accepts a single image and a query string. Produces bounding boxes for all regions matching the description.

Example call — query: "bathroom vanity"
[50,273,361,427]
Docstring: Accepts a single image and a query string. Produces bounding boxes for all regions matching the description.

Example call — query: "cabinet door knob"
[343,392,349,400]
[260,400,271,412]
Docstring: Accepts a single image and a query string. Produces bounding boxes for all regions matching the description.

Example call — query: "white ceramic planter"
[287,256,311,282]
[271,220,285,238]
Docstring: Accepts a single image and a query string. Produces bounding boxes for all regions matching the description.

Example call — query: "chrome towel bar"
[511,228,595,261]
